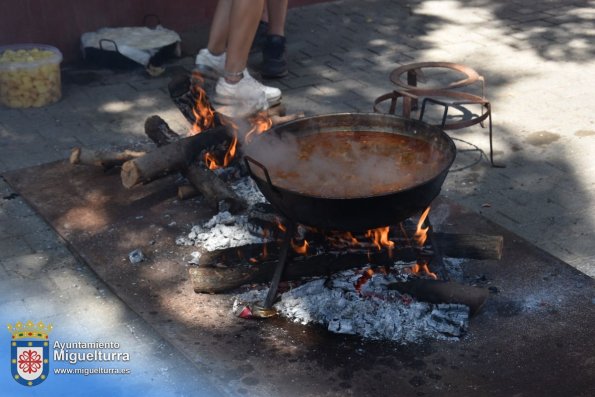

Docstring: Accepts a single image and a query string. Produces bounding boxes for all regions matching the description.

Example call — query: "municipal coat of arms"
[7,320,52,387]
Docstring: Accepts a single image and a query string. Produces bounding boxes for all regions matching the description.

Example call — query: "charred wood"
[144,115,181,146]
[387,279,489,316]
[177,184,199,200]
[121,124,231,188]
[167,72,221,129]
[189,243,422,293]
[184,163,247,212]
[142,115,247,212]
[246,207,503,261]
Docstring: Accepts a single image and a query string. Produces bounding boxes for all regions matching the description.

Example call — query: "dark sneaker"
[250,21,269,53]
[262,34,288,78]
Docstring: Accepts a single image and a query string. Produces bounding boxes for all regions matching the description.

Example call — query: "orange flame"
[190,72,216,134]
[200,121,239,170]
[187,75,274,171]
[365,227,395,251]
[245,111,273,143]
[414,206,431,247]
[204,152,219,170]
[411,261,438,280]
[223,135,238,167]
[276,219,287,233]
[291,239,309,255]
[189,73,241,170]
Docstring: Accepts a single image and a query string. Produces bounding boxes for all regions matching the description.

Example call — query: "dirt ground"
[5,160,595,397]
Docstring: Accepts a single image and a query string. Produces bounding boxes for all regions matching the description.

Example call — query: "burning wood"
[70,68,305,216]
[190,244,419,294]
[247,204,503,260]
[188,230,502,294]
[143,115,247,212]
[184,163,247,212]
[69,66,503,341]
[167,71,297,128]
[119,124,232,188]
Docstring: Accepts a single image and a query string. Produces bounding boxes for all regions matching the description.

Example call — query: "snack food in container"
[0,44,62,108]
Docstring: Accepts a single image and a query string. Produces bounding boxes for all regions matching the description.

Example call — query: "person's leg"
[224,0,265,77]
[266,0,287,36]
[195,0,232,72]
[214,0,282,110]
[207,0,233,55]
[262,0,289,78]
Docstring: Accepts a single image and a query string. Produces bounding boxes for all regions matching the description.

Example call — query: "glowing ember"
[276,220,287,233]
[354,268,375,292]
[291,239,309,255]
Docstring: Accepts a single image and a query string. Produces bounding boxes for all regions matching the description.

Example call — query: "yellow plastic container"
[0,44,62,108]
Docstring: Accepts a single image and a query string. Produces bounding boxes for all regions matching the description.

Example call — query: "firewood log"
[184,163,247,212]
[387,279,489,316]
[120,124,231,188]
[142,115,247,212]
[189,245,413,294]
[188,230,503,294]
[69,147,145,169]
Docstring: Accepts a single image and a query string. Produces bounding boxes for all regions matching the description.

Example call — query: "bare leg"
[225,0,265,76]
[266,0,288,36]
[261,1,269,23]
[207,0,232,55]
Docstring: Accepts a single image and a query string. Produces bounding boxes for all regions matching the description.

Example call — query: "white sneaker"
[214,77,270,116]
[215,72,282,107]
[195,49,225,75]
[242,69,282,106]
[196,49,282,107]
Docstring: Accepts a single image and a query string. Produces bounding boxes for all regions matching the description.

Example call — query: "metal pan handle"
[244,156,281,196]
[98,39,120,54]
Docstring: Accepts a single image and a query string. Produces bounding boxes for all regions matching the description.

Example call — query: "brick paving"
[0,0,593,394]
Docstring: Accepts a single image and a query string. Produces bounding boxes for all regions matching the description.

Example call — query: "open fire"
[68,68,502,342]
[177,201,474,343]
[188,71,272,172]
[172,71,499,342]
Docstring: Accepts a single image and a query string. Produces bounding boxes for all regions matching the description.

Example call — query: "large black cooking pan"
[244,113,456,232]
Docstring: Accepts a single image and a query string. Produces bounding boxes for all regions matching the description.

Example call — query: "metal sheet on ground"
[4,160,595,397]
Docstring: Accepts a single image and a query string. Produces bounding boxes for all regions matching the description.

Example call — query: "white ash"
[228,176,266,206]
[187,251,201,264]
[128,249,145,264]
[443,257,465,282]
[233,267,470,343]
[176,176,267,252]
[176,211,267,251]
